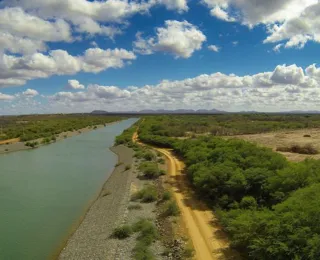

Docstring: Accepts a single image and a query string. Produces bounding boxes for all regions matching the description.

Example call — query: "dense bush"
[138,162,160,179]
[136,114,320,142]
[132,219,158,260]
[131,185,158,203]
[162,191,171,201]
[173,137,320,259]
[115,124,137,145]
[164,200,180,216]
[134,149,156,161]
[1,114,123,141]
[112,225,133,239]
[117,115,320,259]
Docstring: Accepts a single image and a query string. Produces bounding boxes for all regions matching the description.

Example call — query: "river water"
[0,118,137,260]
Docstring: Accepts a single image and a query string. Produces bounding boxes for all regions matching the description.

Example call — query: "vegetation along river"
[0,118,138,260]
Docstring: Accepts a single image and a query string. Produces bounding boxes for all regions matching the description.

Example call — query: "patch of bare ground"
[227,128,320,161]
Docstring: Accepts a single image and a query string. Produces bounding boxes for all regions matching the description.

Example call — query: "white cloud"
[0,7,72,55]
[270,64,305,85]
[273,43,283,52]
[22,88,39,97]
[210,5,235,22]
[306,64,320,79]
[0,92,15,100]
[0,32,47,55]
[156,0,188,12]
[202,0,319,49]
[133,20,206,58]
[65,80,85,90]
[0,7,72,42]
[30,63,320,114]
[264,2,320,48]
[81,48,136,73]
[0,47,136,88]
[208,45,220,52]
[2,0,152,24]
[232,41,238,46]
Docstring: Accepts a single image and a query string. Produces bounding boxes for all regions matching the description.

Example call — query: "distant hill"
[91,110,109,114]
[91,109,320,115]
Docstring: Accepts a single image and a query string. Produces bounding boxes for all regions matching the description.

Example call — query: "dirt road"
[0,138,20,145]
[133,132,239,260]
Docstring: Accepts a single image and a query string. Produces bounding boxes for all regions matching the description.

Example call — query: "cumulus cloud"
[133,20,206,58]
[22,88,39,97]
[1,0,188,40]
[0,47,136,88]
[0,92,15,101]
[65,80,85,90]
[155,0,188,12]
[208,45,220,52]
[0,7,72,55]
[264,2,320,48]
[32,63,320,114]
[202,0,319,49]
[0,7,72,42]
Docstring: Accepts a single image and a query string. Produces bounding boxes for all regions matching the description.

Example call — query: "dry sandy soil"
[228,128,320,162]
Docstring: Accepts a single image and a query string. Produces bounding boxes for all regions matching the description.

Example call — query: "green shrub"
[133,242,155,260]
[112,225,132,239]
[164,201,180,216]
[162,191,171,201]
[42,137,51,144]
[133,219,158,244]
[139,162,160,179]
[159,169,166,176]
[131,185,158,203]
[157,158,165,164]
[240,196,257,209]
[132,219,158,260]
[182,244,195,259]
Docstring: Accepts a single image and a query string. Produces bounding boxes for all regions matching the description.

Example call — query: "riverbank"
[58,145,134,260]
[0,122,116,155]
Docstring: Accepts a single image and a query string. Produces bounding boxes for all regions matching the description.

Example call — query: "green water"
[0,118,137,260]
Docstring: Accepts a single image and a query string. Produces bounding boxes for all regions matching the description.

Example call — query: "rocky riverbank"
[58,145,134,260]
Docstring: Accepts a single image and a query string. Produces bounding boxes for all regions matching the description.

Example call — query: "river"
[0,118,137,260]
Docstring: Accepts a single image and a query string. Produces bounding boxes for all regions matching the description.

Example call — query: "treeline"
[175,137,320,259]
[138,114,320,138]
[135,116,320,259]
[0,115,124,141]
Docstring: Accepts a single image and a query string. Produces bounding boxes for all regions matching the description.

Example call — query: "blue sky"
[0,0,320,114]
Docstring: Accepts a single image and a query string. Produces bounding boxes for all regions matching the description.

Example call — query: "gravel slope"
[58,145,134,260]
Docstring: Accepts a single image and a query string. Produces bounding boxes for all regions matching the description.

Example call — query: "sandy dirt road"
[133,131,239,260]
[0,138,20,145]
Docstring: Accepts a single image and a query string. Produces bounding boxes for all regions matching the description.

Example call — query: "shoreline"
[0,121,120,155]
[57,144,134,260]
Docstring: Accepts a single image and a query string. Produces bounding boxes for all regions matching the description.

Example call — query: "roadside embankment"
[58,145,134,260]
